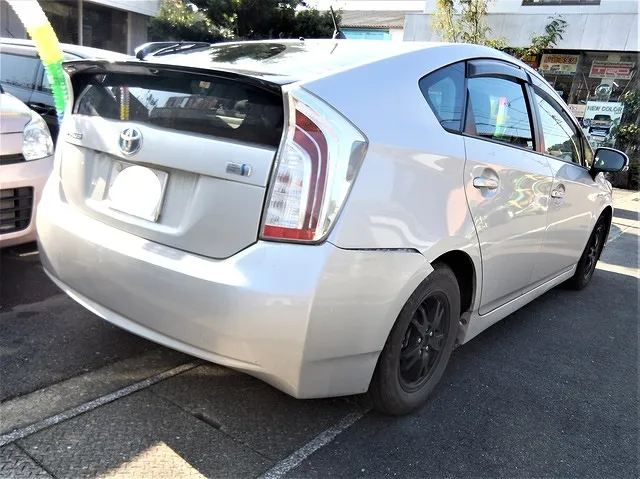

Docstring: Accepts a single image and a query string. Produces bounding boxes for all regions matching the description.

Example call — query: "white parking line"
[259,410,368,479]
[0,361,201,447]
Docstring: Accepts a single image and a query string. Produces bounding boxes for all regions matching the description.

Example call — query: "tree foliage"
[149,0,339,43]
[149,0,230,42]
[612,88,640,155]
[509,16,568,60]
[433,0,504,48]
[432,0,567,58]
[608,87,640,189]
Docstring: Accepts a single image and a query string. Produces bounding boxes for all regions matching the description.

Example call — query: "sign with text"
[589,61,635,80]
[521,54,539,70]
[581,101,624,148]
[540,54,579,75]
[568,104,586,117]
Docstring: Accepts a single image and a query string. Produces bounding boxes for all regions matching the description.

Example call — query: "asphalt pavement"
[0,189,638,479]
[0,245,168,403]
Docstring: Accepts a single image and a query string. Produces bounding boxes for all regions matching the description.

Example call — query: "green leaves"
[431,1,567,62]
[150,0,338,42]
[432,0,504,46]
[149,0,230,42]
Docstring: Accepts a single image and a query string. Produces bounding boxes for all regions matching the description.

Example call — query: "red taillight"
[261,88,368,243]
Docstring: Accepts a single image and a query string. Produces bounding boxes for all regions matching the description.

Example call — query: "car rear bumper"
[0,155,53,248]
[37,176,431,398]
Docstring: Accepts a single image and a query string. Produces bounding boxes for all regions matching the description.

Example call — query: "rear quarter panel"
[301,44,488,311]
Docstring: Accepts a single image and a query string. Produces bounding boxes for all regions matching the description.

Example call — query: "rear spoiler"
[134,41,211,61]
[61,59,287,95]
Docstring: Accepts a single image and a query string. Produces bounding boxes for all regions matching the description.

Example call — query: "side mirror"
[591,147,629,177]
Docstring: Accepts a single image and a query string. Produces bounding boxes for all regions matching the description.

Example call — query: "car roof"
[1,37,132,60]
[146,39,450,83]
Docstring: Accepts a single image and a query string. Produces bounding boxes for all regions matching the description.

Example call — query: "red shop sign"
[589,62,635,80]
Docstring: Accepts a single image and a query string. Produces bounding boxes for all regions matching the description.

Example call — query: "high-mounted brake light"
[261,88,368,243]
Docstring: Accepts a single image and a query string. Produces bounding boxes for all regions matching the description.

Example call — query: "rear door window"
[419,62,466,132]
[0,53,39,90]
[465,77,534,151]
[74,72,284,147]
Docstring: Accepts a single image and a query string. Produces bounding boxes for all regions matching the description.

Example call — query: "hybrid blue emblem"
[226,161,252,177]
[118,127,143,156]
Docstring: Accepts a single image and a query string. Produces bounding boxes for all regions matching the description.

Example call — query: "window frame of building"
[37,0,131,54]
[342,28,392,40]
[521,0,601,6]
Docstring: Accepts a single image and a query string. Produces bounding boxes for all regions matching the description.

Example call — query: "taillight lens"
[261,88,368,243]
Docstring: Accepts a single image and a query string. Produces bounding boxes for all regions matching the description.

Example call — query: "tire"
[566,217,608,290]
[367,263,460,416]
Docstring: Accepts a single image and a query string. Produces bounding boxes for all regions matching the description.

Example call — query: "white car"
[1,86,53,247]
[36,40,628,415]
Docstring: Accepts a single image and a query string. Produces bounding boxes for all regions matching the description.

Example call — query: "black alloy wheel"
[367,263,460,416]
[566,217,608,290]
[398,292,449,392]
[584,222,606,281]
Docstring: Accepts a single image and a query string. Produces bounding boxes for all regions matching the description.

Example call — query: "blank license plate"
[105,160,169,222]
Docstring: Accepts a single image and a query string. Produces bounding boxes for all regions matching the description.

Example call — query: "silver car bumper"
[37,177,431,398]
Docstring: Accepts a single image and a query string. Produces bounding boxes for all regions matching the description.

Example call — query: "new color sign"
[589,62,635,80]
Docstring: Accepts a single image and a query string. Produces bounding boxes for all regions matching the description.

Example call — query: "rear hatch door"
[61,61,285,259]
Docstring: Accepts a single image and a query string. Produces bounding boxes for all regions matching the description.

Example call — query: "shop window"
[40,0,79,45]
[82,2,127,53]
[569,53,638,105]
[522,1,600,5]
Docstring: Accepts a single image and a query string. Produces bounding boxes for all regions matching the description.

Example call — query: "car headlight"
[23,112,54,161]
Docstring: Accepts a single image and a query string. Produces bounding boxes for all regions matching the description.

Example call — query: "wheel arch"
[600,205,613,243]
[432,250,477,315]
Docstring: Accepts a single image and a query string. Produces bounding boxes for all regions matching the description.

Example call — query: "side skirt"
[459,265,577,344]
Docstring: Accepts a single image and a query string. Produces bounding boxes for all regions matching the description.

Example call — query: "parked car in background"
[589,114,613,136]
[0,38,131,142]
[0,85,53,247]
[37,40,629,415]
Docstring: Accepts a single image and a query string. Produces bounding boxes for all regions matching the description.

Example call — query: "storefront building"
[535,50,635,146]
[1,0,160,54]
[405,0,639,147]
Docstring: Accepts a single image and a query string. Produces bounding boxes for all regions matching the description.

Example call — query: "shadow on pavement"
[0,242,61,311]
[613,207,639,222]
[16,364,363,478]
[6,264,638,479]
[290,265,639,479]
[0,243,171,402]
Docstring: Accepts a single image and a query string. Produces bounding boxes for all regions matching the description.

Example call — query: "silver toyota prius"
[37,40,629,415]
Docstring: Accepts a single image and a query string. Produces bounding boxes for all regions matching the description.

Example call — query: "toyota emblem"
[118,127,142,156]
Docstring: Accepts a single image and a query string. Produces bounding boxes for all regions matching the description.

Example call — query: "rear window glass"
[74,72,284,147]
[419,62,466,132]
